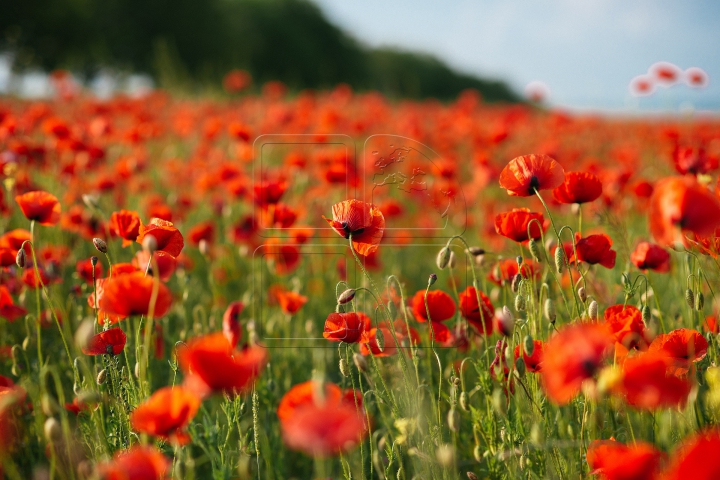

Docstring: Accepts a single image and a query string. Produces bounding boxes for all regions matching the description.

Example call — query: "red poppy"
[649,177,720,246]
[0,286,27,322]
[494,208,546,243]
[541,322,613,405]
[76,258,103,283]
[630,242,671,272]
[323,312,370,343]
[223,69,252,93]
[277,381,343,423]
[82,328,127,356]
[586,439,664,480]
[603,305,651,351]
[572,234,616,269]
[222,301,244,348]
[648,328,708,376]
[704,316,718,334]
[15,191,61,225]
[411,289,456,323]
[187,221,215,245]
[615,353,693,410]
[360,326,404,357]
[130,386,201,445]
[266,242,301,275]
[0,229,31,252]
[97,445,169,480]
[323,200,385,256]
[458,286,494,335]
[109,210,141,247]
[552,171,603,204]
[664,429,720,480]
[253,178,288,206]
[488,259,540,286]
[21,266,51,289]
[499,154,565,197]
[133,250,177,282]
[672,145,717,176]
[514,340,544,373]
[274,289,308,315]
[98,272,173,318]
[136,218,184,258]
[178,333,266,397]
[0,247,16,267]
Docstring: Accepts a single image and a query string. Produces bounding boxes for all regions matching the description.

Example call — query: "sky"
[312,0,720,113]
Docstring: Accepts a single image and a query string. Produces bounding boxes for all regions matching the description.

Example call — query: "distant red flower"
[188,221,215,245]
[253,178,287,206]
[266,242,301,275]
[323,200,385,256]
[0,286,27,322]
[664,429,720,480]
[488,258,540,285]
[98,272,172,318]
[572,234,616,269]
[96,445,169,480]
[630,242,671,272]
[136,218,184,258]
[15,191,61,225]
[704,316,718,334]
[603,305,651,351]
[615,353,693,410]
[514,340,544,373]
[21,266,51,289]
[673,145,717,176]
[133,250,176,281]
[323,312,370,343]
[179,333,266,397]
[587,439,664,480]
[76,258,103,283]
[109,210,141,247]
[648,328,707,376]
[499,154,565,197]
[277,381,343,423]
[650,61,682,85]
[130,386,201,445]
[222,302,244,348]
[494,208,546,243]
[274,288,308,315]
[223,69,252,93]
[411,289,456,323]
[82,328,127,356]
[458,286,494,335]
[684,67,709,88]
[553,171,603,204]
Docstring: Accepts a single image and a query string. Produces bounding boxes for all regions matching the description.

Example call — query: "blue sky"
[312,0,720,113]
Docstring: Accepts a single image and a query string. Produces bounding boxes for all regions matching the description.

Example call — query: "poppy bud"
[436,247,451,269]
[685,253,694,271]
[22,336,31,351]
[685,289,695,309]
[515,357,526,377]
[554,248,565,273]
[696,292,705,310]
[134,362,140,378]
[578,286,587,302]
[588,300,599,320]
[91,256,99,268]
[92,238,108,254]
[467,473,479,480]
[514,294,526,312]
[142,235,158,254]
[353,353,367,372]
[468,247,485,256]
[337,288,356,304]
[387,301,397,319]
[497,307,514,336]
[16,248,25,268]
[528,239,542,262]
[44,417,62,442]
[96,369,107,385]
[523,335,535,356]
[641,305,651,324]
[473,445,482,462]
[339,358,351,377]
[41,394,59,416]
[428,273,438,286]
[459,391,468,411]
[516,256,523,267]
[544,299,556,323]
[448,251,456,268]
[511,274,522,293]
[448,408,460,432]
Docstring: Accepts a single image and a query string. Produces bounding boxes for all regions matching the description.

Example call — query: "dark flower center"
[528,175,541,193]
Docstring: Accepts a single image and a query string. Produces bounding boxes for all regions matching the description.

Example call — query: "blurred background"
[0,0,718,113]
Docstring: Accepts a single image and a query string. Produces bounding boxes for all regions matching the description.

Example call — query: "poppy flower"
[458,286,494,335]
[586,439,664,480]
[21,266,51,289]
[277,381,343,423]
[684,67,709,88]
[629,75,655,96]
[15,191,61,226]
[488,259,540,286]
[494,208,546,243]
[0,286,27,322]
[648,328,708,376]
[541,322,613,405]
[323,312,370,343]
[572,234,616,269]
[663,429,720,480]
[630,242,671,272]
[96,445,169,480]
[411,289,456,323]
[178,332,267,397]
[130,386,201,445]
[360,326,403,357]
[265,242,301,275]
[222,301,244,348]
[253,178,288,206]
[615,353,693,410]
[274,289,308,315]
[136,218,184,258]
[649,177,720,246]
[704,316,718,334]
[552,171,603,204]
[109,210,141,247]
[499,154,565,197]
[323,200,385,256]
[0,247,16,267]
[603,305,651,351]
[133,250,177,282]
[76,258,103,283]
[82,328,127,356]
[187,221,215,245]
[98,272,172,318]
[514,340,544,373]
[672,145,716,176]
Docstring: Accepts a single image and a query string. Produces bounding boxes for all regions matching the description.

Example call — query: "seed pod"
[515,357,526,377]
[44,418,62,442]
[353,353,367,372]
[523,335,535,356]
[578,286,587,303]
[588,300,599,321]
[528,239,542,262]
[468,247,485,256]
[92,238,108,254]
[16,248,25,268]
[554,247,565,273]
[448,408,460,432]
[544,299,556,323]
[511,273,522,293]
[337,288,356,304]
[514,294,526,312]
[142,235,158,254]
[436,247,451,270]
[696,292,705,310]
[428,273,437,286]
[641,305,651,324]
[339,358,351,377]
[685,289,695,309]
[459,391,469,411]
[96,369,107,385]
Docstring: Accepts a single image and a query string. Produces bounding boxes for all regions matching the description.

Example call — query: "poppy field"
[2,84,720,479]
